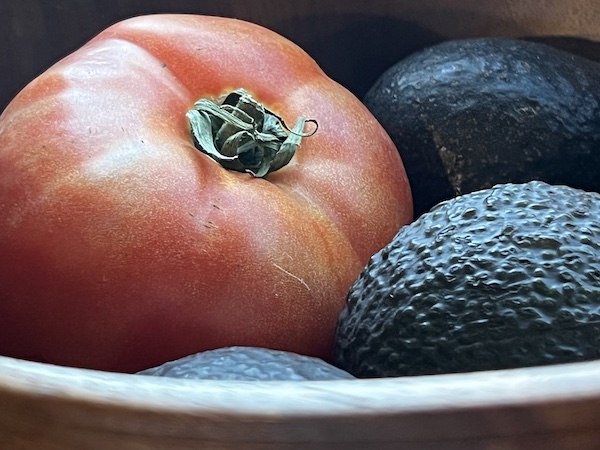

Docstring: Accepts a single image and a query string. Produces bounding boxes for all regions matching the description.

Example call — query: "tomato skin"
[0,15,412,373]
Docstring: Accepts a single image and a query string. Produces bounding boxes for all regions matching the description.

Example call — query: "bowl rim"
[2,354,600,416]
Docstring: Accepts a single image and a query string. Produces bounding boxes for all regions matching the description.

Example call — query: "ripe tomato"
[0,14,412,373]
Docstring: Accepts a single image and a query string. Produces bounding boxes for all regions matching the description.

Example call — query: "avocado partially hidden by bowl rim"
[138,346,355,381]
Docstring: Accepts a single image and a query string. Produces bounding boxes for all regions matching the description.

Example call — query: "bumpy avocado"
[333,181,600,378]
[138,346,355,381]
[364,38,600,217]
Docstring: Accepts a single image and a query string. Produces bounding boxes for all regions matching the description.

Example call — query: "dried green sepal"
[187,89,318,177]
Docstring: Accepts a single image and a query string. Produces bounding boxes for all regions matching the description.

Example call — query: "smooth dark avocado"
[138,346,355,381]
[364,38,600,217]
[333,181,600,378]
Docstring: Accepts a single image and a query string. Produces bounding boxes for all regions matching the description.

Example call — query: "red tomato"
[0,15,412,373]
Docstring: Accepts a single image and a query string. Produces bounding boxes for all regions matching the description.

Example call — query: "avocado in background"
[364,38,600,217]
[333,181,600,378]
[138,346,355,381]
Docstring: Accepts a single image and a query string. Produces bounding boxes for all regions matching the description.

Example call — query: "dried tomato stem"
[187,89,318,177]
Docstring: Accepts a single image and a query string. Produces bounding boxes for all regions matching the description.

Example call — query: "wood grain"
[2,355,600,449]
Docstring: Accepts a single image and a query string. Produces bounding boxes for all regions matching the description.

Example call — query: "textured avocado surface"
[138,346,355,381]
[333,181,600,378]
[364,38,600,217]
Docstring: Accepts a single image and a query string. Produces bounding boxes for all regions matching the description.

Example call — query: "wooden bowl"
[2,1,600,448]
[3,356,600,449]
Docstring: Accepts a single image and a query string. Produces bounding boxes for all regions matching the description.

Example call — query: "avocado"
[364,38,600,217]
[333,181,600,378]
[138,346,355,381]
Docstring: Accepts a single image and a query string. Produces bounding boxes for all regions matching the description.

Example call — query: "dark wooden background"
[1,0,599,113]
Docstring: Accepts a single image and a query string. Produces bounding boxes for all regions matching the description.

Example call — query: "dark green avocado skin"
[364,38,600,217]
[138,346,355,381]
[333,181,600,378]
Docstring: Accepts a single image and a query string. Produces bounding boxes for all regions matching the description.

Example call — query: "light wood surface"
[2,355,600,449]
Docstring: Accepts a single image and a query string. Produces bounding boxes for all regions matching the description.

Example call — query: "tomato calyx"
[187,89,318,177]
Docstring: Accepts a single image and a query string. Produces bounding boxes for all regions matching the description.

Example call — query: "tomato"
[0,14,412,373]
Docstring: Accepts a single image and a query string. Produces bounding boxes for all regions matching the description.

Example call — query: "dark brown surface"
[2,0,599,113]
